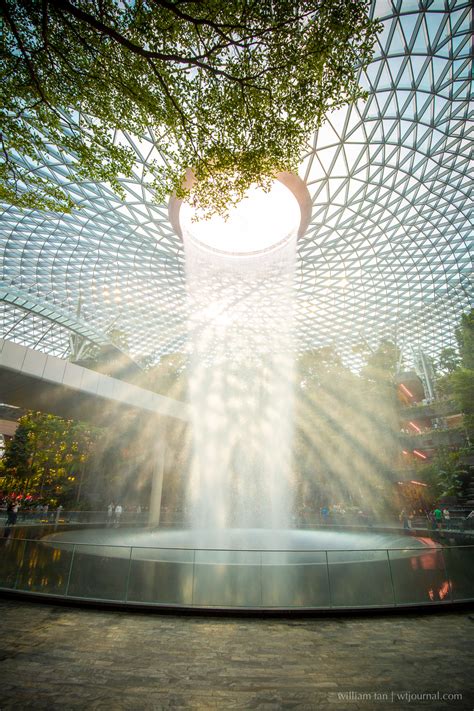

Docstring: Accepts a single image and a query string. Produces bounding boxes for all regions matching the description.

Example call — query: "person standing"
[114,503,123,527]
[433,506,443,529]
[6,501,15,526]
[442,508,450,529]
[399,509,409,531]
[107,502,114,526]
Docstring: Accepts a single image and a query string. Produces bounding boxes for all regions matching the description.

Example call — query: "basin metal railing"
[3,510,474,540]
[0,535,473,610]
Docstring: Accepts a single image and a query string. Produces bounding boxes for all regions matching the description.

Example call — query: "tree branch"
[145,57,200,155]
[0,0,51,107]
[0,131,22,191]
[148,0,244,41]
[48,0,248,82]
[41,0,49,49]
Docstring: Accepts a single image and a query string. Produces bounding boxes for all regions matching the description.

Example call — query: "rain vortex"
[183,233,297,532]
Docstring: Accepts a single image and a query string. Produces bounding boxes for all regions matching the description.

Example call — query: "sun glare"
[180,180,301,256]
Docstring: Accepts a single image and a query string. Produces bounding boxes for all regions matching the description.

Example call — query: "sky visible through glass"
[0,0,472,369]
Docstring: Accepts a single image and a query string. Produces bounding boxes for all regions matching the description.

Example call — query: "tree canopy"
[358,339,401,385]
[0,411,98,504]
[1,0,379,215]
[437,346,460,375]
[455,309,474,371]
[416,446,469,500]
[435,308,474,438]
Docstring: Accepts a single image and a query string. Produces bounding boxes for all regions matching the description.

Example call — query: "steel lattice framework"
[0,0,472,369]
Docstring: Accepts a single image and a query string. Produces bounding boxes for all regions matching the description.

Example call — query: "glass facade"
[0,1,472,366]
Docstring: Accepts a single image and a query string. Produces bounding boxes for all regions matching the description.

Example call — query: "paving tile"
[0,600,473,710]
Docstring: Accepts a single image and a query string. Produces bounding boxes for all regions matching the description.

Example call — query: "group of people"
[399,506,449,530]
[431,506,450,529]
[107,503,123,527]
[399,506,474,531]
[106,503,143,527]
[319,504,371,526]
[1,499,62,521]
[32,503,54,520]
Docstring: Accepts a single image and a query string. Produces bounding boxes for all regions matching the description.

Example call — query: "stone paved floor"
[0,599,473,710]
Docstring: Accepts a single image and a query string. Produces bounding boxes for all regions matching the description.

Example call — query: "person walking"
[320,506,329,524]
[107,502,114,526]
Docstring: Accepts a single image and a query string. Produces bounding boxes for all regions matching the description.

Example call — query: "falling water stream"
[183,225,298,533]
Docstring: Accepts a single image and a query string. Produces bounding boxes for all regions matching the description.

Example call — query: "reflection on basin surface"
[43,527,437,562]
[31,527,453,609]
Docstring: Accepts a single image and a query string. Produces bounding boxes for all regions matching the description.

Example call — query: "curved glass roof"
[1,0,472,368]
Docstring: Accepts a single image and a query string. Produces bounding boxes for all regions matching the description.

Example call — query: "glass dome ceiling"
[0,0,472,369]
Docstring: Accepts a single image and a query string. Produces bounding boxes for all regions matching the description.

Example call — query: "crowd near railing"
[1,508,474,532]
[0,508,149,527]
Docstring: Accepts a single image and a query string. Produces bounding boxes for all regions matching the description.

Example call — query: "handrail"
[4,533,474,552]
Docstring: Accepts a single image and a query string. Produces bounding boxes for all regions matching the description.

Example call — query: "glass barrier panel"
[261,551,329,608]
[327,550,394,607]
[15,540,74,595]
[0,537,26,589]
[126,547,194,605]
[4,525,51,541]
[193,549,261,607]
[443,546,474,602]
[66,544,131,601]
[388,547,447,605]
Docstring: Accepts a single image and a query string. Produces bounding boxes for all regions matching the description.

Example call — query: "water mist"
[181,186,300,533]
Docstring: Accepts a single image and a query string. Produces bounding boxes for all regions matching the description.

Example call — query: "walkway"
[0,599,473,709]
[0,338,190,425]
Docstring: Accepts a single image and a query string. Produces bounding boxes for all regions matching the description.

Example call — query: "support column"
[148,419,166,527]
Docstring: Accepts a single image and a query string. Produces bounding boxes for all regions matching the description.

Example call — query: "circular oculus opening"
[169,172,312,257]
